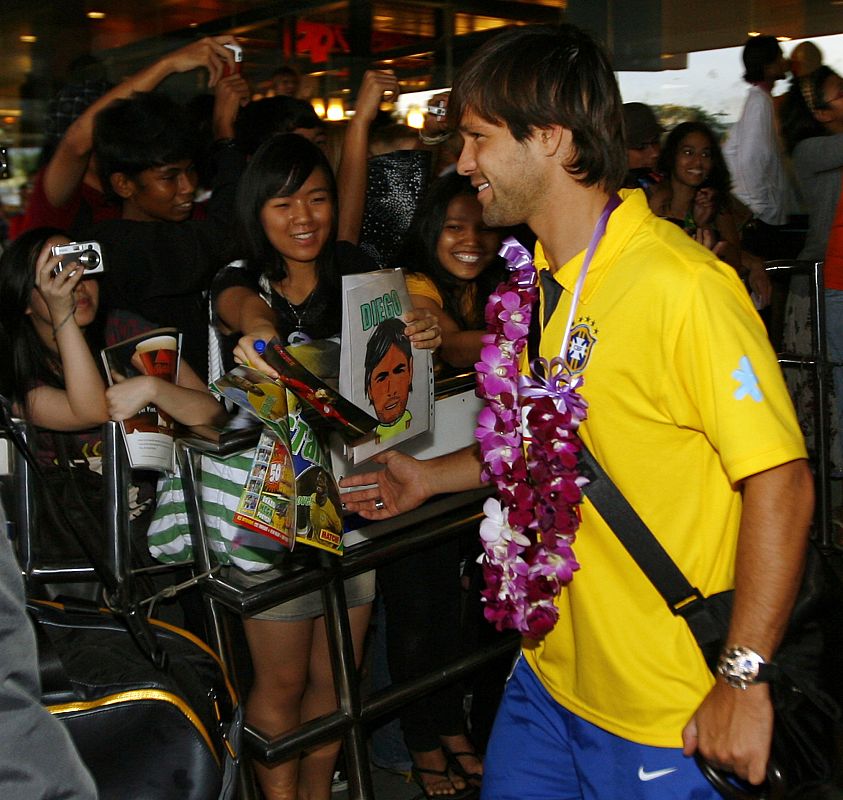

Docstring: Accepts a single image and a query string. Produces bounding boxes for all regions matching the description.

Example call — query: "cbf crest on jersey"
[565,317,598,373]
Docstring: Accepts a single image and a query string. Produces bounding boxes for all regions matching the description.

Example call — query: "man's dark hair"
[742,35,782,83]
[235,133,338,282]
[272,65,300,80]
[235,96,321,157]
[364,318,412,400]
[93,92,196,202]
[448,24,626,193]
[780,66,839,153]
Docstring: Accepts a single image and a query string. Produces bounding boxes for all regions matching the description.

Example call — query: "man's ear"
[110,172,136,200]
[534,125,566,158]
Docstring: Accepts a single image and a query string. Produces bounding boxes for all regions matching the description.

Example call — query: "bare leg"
[244,617,315,800]
[297,604,373,800]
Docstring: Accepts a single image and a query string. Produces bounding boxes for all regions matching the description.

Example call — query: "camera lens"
[78,250,100,269]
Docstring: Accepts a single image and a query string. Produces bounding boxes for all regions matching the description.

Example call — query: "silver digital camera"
[50,241,104,278]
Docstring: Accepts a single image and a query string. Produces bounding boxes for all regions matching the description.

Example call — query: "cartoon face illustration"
[364,318,413,425]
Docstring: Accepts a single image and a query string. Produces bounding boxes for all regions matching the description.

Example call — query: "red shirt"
[15,167,120,239]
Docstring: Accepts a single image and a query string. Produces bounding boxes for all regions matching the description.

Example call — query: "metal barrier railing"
[2,413,510,800]
[175,419,512,800]
[766,260,835,548]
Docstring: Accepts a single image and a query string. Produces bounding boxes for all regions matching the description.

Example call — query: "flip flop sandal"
[443,749,483,789]
[410,764,476,799]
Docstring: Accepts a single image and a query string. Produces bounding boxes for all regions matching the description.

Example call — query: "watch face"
[718,646,765,689]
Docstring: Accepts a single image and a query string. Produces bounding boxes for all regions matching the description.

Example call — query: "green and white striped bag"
[148,449,286,573]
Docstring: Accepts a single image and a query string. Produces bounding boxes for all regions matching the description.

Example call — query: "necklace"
[474,196,619,638]
[279,287,315,345]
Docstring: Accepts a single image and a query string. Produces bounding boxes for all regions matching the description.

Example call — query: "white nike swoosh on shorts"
[638,766,678,782]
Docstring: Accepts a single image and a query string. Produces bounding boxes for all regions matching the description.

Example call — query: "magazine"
[211,364,290,444]
[232,428,297,548]
[260,339,379,445]
[101,328,181,472]
[339,269,434,463]
[211,352,344,555]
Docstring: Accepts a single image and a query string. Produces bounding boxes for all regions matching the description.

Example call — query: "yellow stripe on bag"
[48,689,221,766]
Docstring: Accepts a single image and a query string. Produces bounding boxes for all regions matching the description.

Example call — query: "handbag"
[1,399,242,799]
[578,445,839,799]
[30,597,241,800]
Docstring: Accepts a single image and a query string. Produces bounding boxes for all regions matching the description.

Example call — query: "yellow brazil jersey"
[521,189,807,747]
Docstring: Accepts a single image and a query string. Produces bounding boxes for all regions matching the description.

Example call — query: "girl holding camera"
[0,227,226,599]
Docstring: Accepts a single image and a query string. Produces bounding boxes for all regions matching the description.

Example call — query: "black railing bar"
[244,711,351,762]
[778,356,820,367]
[246,632,520,763]
[177,425,263,458]
[318,553,375,800]
[27,565,99,580]
[197,504,486,614]
[764,260,823,274]
[202,567,334,616]
[361,634,520,724]
[341,488,491,547]
[340,510,486,573]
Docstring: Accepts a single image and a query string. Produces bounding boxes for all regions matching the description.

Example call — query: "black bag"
[1,400,242,799]
[30,598,240,800]
[579,446,840,799]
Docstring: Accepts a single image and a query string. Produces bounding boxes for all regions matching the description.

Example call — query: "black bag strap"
[578,443,725,650]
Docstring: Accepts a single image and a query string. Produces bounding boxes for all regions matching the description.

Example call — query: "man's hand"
[163,35,241,88]
[339,451,434,519]
[683,679,773,785]
[212,72,251,140]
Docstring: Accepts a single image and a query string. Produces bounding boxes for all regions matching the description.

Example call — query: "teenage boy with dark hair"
[341,23,812,798]
[18,36,242,239]
[86,74,249,380]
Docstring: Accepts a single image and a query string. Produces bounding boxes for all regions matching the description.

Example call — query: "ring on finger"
[374,499,386,510]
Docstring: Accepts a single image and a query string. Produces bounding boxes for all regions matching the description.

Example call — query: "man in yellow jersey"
[341,24,812,800]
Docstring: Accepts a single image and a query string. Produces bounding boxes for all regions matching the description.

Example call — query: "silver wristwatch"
[716,645,773,690]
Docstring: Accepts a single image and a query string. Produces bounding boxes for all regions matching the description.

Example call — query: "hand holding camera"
[34,241,97,332]
[49,241,104,279]
[421,92,451,144]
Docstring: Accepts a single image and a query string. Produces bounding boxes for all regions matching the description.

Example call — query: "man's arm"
[336,69,399,245]
[44,35,240,209]
[339,444,484,519]
[682,457,814,784]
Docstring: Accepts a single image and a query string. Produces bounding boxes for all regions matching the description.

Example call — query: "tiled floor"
[332,764,423,800]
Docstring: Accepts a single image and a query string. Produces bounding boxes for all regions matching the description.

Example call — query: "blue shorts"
[482,657,721,800]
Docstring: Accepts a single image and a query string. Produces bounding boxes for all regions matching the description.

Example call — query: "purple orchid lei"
[474,238,589,638]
